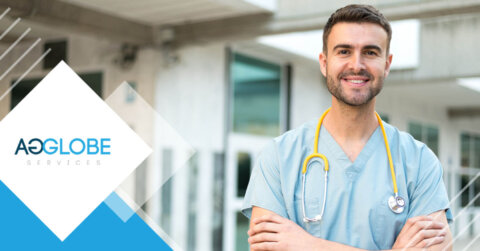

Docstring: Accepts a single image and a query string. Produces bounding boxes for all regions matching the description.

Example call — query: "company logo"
[14,137,112,166]
[15,138,111,155]
[14,138,112,166]
[0,62,151,240]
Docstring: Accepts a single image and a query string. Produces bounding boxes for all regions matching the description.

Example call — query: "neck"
[323,97,379,142]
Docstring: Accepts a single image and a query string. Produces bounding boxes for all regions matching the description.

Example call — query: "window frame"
[228,49,289,137]
[407,120,440,156]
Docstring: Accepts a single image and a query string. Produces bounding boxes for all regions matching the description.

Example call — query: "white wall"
[151,42,227,251]
[290,63,331,128]
[154,43,226,152]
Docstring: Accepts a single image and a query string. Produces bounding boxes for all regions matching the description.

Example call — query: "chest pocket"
[370,194,409,249]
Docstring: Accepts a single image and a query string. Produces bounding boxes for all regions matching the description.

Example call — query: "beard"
[326,69,383,106]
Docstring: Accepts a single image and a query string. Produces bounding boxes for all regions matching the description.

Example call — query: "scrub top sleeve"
[407,146,453,223]
[241,141,288,219]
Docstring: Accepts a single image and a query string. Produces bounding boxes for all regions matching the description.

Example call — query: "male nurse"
[242,4,453,251]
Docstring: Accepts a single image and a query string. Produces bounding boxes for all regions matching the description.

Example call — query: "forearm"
[315,212,452,251]
[315,238,438,251]
[312,238,363,251]
[250,207,452,251]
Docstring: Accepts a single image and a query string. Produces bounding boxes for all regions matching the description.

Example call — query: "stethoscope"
[301,108,405,223]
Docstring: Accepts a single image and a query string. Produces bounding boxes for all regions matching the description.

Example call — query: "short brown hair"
[323,4,392,54]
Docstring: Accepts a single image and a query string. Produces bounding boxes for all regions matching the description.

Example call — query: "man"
[242,4,453,251]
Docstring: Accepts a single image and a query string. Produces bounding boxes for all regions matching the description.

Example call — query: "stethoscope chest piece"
[388,195,405,214]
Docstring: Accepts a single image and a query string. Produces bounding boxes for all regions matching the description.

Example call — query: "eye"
[338,49,349,55]
[365,50,378,56]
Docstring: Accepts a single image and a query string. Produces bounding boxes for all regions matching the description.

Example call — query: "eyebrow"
[333,44,352,51]
[363,45,382,53]
[332,44,382,53]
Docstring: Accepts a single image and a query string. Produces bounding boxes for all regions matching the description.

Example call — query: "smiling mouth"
[342,78,370,86]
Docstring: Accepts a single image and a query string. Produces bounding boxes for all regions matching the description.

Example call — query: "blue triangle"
[0,181,172,251]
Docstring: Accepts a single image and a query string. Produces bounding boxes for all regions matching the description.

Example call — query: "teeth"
[347,79,366,84]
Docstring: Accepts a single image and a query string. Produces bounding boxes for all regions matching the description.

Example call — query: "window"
[187,154,199,251]
[460,174,480,207]
[212,153,225,251]
[125,82,137,103]
[160,148,173,234]
[43,40,67,69]
[235,212,250,251]
[230,53,282,136]
[11,72,103,110]
[459,133,480,208]
[408,121,439,155]
[135,158,147,210]
[461,133,480,168]
[379,113,389,123]
[237,152,252,197]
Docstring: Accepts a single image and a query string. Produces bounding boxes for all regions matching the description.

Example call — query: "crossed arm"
[248,206,452,251]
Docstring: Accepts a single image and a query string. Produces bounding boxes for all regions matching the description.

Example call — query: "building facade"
[1,1,480,250]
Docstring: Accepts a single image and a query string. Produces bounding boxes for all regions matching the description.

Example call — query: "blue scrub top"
[242,119,453,250]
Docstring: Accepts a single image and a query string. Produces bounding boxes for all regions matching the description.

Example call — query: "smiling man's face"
[319,22,392,106]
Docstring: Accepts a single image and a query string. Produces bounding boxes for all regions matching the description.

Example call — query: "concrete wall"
[0,33,157,118]
[389,13,480,82]
[290,62,331,128]
[276,0,409,18]
[154,43,226,152]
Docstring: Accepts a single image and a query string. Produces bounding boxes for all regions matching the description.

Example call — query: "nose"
[347,52,366,73]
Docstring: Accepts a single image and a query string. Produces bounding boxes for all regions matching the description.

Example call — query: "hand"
[392,215,447,249]
[248,214,320,251]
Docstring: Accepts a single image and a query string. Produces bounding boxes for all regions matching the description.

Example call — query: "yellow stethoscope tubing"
[375,112,398,195]
[302,108,398,195]
[302,107,331,174]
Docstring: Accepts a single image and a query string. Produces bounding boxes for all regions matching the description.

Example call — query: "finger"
[421,229,447,238]
[248,232,280,244]
[252,214,285,225]
[411,220,445,232]
[251,222,282,235]
[250,242,278,251]
[403,216,433,231]
[399,216,433,238]
[403,220,445,241]
[411,215,433,221]
[408,217,445,230]
[410,229,447,246]
[416,236,446,248]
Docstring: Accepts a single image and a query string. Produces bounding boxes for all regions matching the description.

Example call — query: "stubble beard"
[326,69,384,107]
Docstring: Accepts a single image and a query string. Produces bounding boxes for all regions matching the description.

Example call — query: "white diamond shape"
[0,61,152,241]
[105,82,195,222]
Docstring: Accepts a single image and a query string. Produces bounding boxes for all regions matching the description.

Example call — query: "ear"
[319,52,327,77]
[384,53,393,78]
